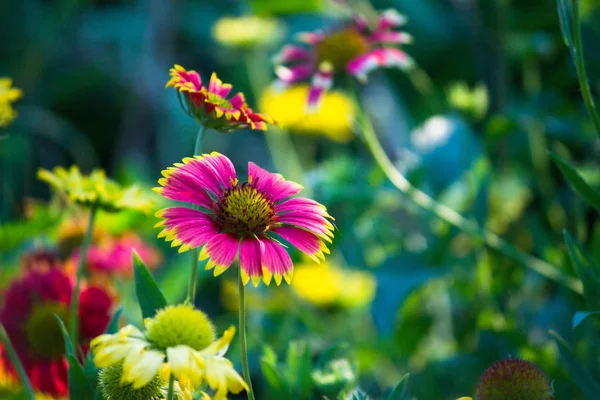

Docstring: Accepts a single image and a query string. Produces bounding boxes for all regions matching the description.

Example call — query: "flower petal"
[155,207,220,252]
[346,48,414,82]
[375,9,407,32]
[306,62,334,113]
[272,226,329,262]
[239,238,263,286]
[275,64,315,84]
[369,31,413,44]
[248,162,303,202]
[273,45,313,64]
[259,238,293,285]
[200,233,240,276]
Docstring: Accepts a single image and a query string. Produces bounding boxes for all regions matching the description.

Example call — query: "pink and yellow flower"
[166,65,275,131]
[154,153,334,286]
[274,9,413,110]
[0,265,113,396]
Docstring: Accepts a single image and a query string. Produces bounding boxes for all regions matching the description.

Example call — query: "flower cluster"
[91,304,247,399]
[154,152,334,286]
[0,78,22,127]
[38,166,154,213]
[274,9,413,110]
[0,259,113,397]
[167,66,276,132]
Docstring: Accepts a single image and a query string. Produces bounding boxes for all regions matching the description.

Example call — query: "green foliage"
[385,373,410,400]
[550,331,600,400]
[550,152,600,212]
[132,250,167,320]
[563,231,600,310]
[55,315,94,400]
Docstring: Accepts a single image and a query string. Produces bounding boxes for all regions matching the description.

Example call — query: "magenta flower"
[274,9,413,110]
[154,153,334,286]
[167,65,276,131]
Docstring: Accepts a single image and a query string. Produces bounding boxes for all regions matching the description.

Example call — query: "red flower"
[0,266,113,396]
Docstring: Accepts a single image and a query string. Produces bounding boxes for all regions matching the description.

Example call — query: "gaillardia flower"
[166,65,275,132]
[0,266,112,396]
[0,78,23,127]
[476,358,554,400]
[274,9,413,110]
[259,84,355,142]
[38,166,154,213]
[91,304,247,400]
[154,153,334,286]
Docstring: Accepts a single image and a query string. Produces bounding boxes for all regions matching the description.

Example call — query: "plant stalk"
[351,87,583,294]
[166,375,175,400]
[0,323,35,399]
[69,206,97,346]
[187,125,207,304]
[238,268,256,400]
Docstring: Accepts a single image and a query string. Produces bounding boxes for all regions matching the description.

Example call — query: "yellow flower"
[212,16,283,48]
[38,165,154,213]
[292,262,376,308]
[0,78,23,127]
[91,305,248,400]
[457,398,472,400]
[259,85,355,142]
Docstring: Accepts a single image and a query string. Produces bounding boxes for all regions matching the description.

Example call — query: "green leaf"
[285,341,312,399]
[386,373,410,400]
[106,306,123,334]
[550,330,600,399]
[68,355,94,400]
[133,250,167,319]
[55,315,77,361]
[550,151,600,211]
[564,231,600,309]
[573,311,600,328]
[260,357,288,398]
[556,0,575,49]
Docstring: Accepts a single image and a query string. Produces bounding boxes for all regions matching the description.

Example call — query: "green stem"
[187,125,207,304]
[166,375,175,400]
[0,323,35,399]
[243,50,309,195]
[238,268,256,400]
[570,0,600,137]
[351,87,583,294]
[69,206,97,345]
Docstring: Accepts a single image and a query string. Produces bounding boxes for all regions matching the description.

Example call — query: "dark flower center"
[25,302,69,360]
[315,27,370,73]
[206,92,233,110]
[214,184,274,237]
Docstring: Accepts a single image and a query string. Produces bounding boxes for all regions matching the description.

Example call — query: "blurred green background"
[3,0,600,399]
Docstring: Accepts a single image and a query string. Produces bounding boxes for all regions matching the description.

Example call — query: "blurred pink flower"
[274,9,413,110]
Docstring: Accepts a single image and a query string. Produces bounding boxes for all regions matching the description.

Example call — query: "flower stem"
[238,268,256,400]
[166,375,175,400]
[570,0,600,138]
[69,206,97,346]
[187,125,207,304]
[0,323,35,400]
[351,87,583,294]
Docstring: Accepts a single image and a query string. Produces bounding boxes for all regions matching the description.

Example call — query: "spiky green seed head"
[99,363,164,400]
[476,358,553,400]
[146,304,215,351]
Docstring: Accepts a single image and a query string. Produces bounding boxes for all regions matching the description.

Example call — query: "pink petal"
[275,197,328,215]
[239,238,262,280]
[354,15,369,33]
[272,226,327,261]
[306,63,333,113]
[369,31,413,44]
[275,64,315,84]
[297,31,325,45]
[156,166,214,208]
[230,92,247,109]
[156,207,220,249]
[375,9,407,32]
[248,162,303,202]
[274,45,313,63]
[259,237,293,285]
[276,213,333,238]
[201,233,239,274]
[346,48,413,81]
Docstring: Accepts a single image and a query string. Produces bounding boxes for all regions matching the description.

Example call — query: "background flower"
[0,78,22,127]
